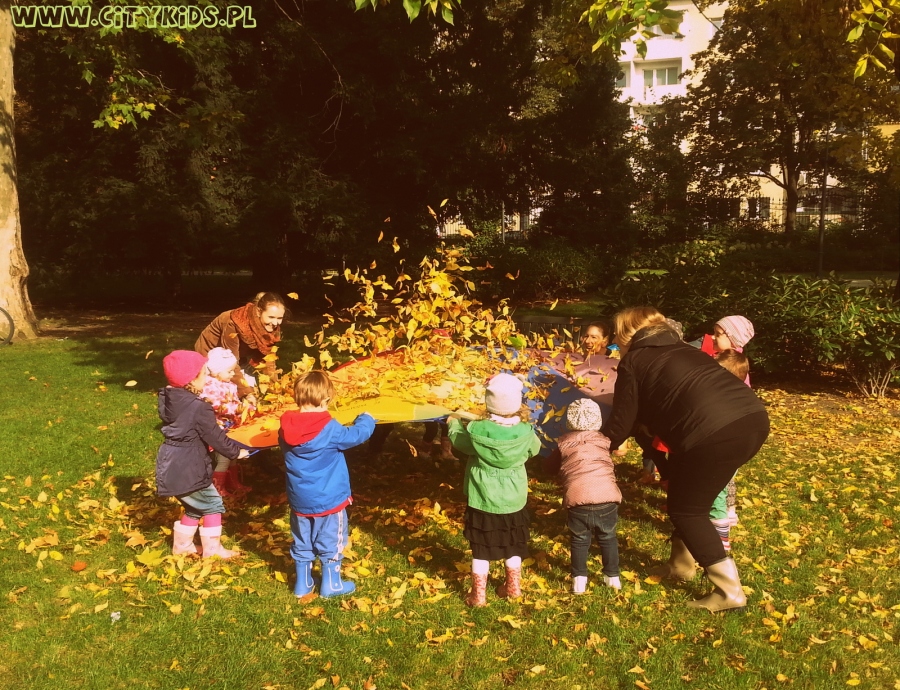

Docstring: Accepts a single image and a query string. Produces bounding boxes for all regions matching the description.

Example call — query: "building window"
[710,17,723,34]
[748,197,771,220]
[616,70,628,88]
[643,65,681,87]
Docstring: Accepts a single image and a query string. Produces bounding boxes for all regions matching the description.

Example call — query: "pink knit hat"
[206,347,237,376]
[163,350,207,387]
[485,373,524,416]
[716,316,755,349]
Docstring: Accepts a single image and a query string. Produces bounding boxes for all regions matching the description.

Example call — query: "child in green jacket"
[448,373,541,607]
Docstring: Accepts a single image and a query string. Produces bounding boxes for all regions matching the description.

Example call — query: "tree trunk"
[0,4,37,339]
[783,170,799,235]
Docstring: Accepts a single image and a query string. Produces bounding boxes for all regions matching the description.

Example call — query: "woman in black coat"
[603,307,769,612]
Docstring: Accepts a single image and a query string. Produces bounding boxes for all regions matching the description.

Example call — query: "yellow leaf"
[549,299,558,311]
[356,566,371,577]
[287,292,300,300]
[377,231,384,242]
[370,260,377,269]
[125,380,138,387]
[169,658,180,671]
[94,601,109,613]
[846,680,860,686]
[628,666,645,674]
[145,350,154,359]
[274,571,287,583]
[169,603,183,615]
[498,614,523,629]
[440,198,449,207]
[530,665,546,674]
[776,674,789,682]
[308,679,327,690]
[136,548,165,567]
[392,237,400,253]
[49,551,63,561]
[36,491,48,503]
[458,227,474,238]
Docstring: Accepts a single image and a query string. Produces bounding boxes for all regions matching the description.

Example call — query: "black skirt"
[464,506,530,561]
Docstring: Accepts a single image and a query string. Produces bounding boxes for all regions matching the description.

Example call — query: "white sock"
[604,575,621,590]
[572,576,587,594]
[505,556,521,570]
[472,559,490,575]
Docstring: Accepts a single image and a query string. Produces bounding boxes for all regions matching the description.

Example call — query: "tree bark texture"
[0,3,37,339]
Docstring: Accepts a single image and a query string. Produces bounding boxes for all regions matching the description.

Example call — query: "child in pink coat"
[201,347,255,497]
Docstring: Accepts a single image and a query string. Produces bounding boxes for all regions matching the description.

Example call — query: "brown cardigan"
[195,310,271,398]
[546,430,622,508]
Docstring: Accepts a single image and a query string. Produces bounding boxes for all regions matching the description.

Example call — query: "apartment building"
[616,0,726,124]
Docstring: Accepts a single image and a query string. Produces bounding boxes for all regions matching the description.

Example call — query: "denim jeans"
[176,484,225,519]
[568,503,620,578]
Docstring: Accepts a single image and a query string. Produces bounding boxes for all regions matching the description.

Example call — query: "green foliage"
[580,0,683,58]
[601,250,900,397]
[17,0,635,303]
[460,229,625,301]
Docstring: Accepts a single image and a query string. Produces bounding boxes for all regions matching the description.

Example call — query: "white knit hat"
[566,398,603,431]
[485,373,523,416]
[206,347,238,376]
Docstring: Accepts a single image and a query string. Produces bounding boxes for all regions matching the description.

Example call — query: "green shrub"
[600,263,900,397]
[460,230,625,301]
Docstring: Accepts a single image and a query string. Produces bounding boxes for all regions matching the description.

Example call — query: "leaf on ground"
[71,561,88,572]
[125,380,138,387]
[136,548,165,567]
[498,614,524,629]
[287,292,299,300]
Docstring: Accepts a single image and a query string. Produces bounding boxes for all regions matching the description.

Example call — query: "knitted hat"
[206,347,237,376]
[716,315,755,349]
[485,373,523,416]
[566,398,603,431]
[163,350,207,387]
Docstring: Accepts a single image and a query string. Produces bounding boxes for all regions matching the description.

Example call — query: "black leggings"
[666,412,769,567]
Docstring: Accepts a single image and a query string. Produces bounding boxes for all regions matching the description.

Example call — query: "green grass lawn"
[1,312,899,689]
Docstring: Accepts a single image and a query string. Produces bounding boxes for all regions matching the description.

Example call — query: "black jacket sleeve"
[602,357,640,451]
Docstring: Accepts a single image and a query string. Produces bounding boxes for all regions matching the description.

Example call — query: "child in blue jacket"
[279,370,375,598]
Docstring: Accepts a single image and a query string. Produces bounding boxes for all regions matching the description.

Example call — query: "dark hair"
[715,350,750,381]
[586,321,611,338]
[254,292,285,311]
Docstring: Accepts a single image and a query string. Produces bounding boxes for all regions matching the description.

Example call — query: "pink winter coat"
[547,430,622,508]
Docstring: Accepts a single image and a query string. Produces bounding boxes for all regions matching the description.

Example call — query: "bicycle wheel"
[0,306,14,345]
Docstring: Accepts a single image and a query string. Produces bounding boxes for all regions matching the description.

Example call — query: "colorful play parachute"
[227,248,614,450]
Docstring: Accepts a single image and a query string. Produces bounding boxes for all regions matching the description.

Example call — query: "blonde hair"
[293,370,335,408]
[613,307,666,350]
[715,350,750,381]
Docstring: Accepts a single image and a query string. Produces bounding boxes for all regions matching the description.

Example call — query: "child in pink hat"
[156,350,250,559]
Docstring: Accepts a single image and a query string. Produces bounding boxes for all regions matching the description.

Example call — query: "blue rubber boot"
[294,561,315,597]
[320,560,356,598]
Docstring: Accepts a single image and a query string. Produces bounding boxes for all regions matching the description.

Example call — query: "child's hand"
[238,449,250,460]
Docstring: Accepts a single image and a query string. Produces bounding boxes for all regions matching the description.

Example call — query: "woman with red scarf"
[195,292,286,405]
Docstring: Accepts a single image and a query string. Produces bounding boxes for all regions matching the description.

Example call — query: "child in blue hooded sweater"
[279,370,375,598]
